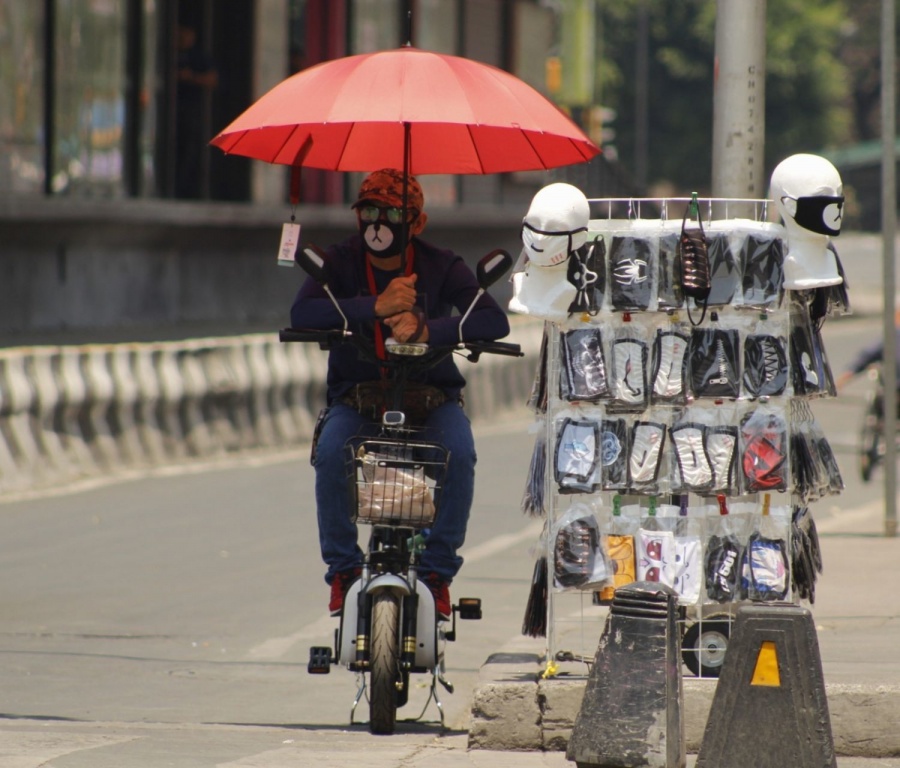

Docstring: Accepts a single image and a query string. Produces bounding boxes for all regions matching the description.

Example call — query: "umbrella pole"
[400,121,411,273]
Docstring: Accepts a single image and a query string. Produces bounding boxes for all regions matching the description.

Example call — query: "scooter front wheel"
[369,591,400,734]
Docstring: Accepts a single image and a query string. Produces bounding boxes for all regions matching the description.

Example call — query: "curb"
[468,653,900,758]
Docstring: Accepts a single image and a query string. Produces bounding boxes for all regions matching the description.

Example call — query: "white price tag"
[277,223,301,267]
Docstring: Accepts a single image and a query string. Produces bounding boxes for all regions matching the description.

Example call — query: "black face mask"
[359,220,405,259]
[784,195,844,236]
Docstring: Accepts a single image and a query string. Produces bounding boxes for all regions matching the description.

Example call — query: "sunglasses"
[357,204,406,224]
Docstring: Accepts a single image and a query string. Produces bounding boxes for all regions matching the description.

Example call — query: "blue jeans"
[314,401,476,584]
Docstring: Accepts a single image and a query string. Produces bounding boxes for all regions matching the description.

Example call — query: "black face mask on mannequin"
[783,195,844,236]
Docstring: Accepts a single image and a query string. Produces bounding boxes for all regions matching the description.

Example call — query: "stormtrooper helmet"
[521,182,590,267]
[770,154,844,289]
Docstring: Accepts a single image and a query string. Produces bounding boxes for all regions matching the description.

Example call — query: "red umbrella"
[210,46,600,175]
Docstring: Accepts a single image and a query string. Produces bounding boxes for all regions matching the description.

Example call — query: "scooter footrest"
[456,597,482,620]
[308,645,333,674]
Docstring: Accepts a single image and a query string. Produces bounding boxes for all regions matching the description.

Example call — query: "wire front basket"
[347,434,449,527]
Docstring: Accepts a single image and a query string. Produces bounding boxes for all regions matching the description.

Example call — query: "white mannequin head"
[770,154,844,289]
[521,183,590,267]
[509,183,591,321]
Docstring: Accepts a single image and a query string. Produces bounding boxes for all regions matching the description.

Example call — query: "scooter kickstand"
[437,670,454,694]
[349,674,367,725]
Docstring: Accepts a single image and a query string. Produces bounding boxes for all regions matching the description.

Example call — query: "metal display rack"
[532,198,843,679]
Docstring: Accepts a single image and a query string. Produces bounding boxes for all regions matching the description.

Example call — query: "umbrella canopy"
[210,46,600,175]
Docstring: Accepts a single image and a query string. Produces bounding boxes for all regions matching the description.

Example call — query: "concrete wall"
[0,195,524,345]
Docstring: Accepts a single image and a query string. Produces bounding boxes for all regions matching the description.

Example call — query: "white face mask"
[521,222,582,267]
[520,182,590,267]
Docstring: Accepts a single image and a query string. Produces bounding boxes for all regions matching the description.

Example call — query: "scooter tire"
[859,409,881,483]
[369,592,400,734]
[682,615,731,678]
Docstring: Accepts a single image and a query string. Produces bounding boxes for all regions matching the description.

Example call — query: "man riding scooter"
[290,168,511,618]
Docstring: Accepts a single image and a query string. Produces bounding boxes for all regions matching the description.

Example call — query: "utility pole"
[881,0,897,537]
[711,0,766,204]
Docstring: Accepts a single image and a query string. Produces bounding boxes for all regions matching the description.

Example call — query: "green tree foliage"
[596,0,852,194]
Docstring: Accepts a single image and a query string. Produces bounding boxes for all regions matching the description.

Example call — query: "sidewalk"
[468,501,900,760]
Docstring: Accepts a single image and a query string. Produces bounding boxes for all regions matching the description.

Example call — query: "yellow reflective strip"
[751,640,781,686]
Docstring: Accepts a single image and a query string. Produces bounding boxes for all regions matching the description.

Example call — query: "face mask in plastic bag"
[628,421,666,489]
[657,232,684,310]
[554,515,601,588]
[561,328,609,401]
[689,328,741,399]
[741,234,785,308]
[790,311,835,397]
[706,232,740,306]
[741,533,789,601]
[789,317,820,396]
[740,412,788,493]
[651,330,689,403]
[679,202,711,323]
[815,434,844,494]
[707,426,738,493]
[609,236,652,312]
[567,240,605,316]
[811,242,851,322]
[743,334,788,398]
[671,423,714,492]
[607,534,636,589]
[705,534,742,602]
[555,418,600,493]
[637,528,676,586]
[612,338,649,409]
[674,535,702,604]
[601,418,629,490]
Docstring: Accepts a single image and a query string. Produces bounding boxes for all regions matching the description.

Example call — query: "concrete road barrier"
[0,323,543,496]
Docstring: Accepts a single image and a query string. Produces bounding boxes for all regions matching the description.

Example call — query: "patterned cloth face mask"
[554,418,601,493]
[705,534,742,602]
[741,533,789,601]
[782,194,844,236]
[561,328,609,401]
[671,423,714,492]
[612,338,648,409]
[628,421,666,489]
[707,426,738,494]
[609,236,652,311]
[651,330,689,402]
[521,221,587,267]
[689,328,741,399]
[743,334,788,399]
[601,418,629,490]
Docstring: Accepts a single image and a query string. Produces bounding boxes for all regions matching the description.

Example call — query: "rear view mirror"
[297,245,329,285]
[476,249,512,289]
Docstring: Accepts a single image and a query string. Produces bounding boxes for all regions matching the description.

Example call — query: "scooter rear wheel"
[369,592,400,734]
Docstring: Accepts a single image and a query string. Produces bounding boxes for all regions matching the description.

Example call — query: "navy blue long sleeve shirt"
[290,234,510,404]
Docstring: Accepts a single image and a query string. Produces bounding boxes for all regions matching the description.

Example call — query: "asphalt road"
[0,313,895,767]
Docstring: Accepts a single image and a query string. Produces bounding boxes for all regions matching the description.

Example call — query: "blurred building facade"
[0,0,630,344]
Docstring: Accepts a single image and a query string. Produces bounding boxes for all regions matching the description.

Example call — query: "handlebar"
[278,327,523,361]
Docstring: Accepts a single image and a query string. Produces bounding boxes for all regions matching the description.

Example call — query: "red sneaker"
[423,573,452,619]
[329,568,362,615]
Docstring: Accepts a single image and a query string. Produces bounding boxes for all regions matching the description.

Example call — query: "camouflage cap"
[352,168,424,215]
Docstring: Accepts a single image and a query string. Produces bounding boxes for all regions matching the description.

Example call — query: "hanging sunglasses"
[358,205,405,224]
